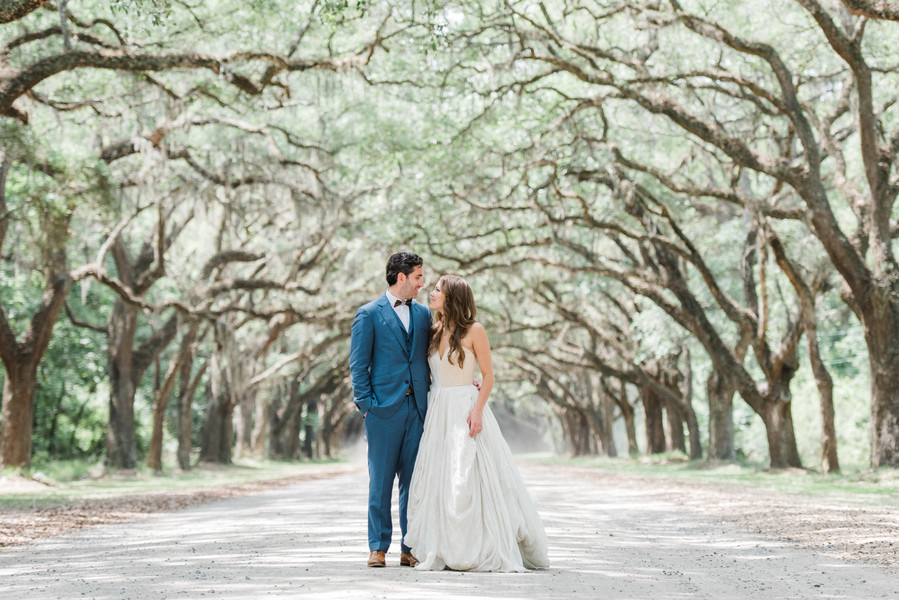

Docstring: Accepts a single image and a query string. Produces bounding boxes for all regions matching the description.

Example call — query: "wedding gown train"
[405,347,550,572]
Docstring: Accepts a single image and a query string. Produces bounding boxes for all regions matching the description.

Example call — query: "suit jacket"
[349,294,431,420]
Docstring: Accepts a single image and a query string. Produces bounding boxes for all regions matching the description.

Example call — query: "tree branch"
[0,45,374,122]
[0,0,48,24]
[841,0,899,21]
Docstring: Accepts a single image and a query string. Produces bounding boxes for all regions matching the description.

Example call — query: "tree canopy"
[2,0,898,473]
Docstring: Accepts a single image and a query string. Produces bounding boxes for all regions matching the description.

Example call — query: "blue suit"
[350,294,431,553]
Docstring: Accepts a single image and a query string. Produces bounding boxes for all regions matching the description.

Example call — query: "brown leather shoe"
[400,552,419,567]
[367,550,386,567]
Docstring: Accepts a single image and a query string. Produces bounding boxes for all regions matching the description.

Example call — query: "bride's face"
[429,281,445,312]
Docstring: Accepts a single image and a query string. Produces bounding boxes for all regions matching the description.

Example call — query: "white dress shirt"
[385,291,411,332]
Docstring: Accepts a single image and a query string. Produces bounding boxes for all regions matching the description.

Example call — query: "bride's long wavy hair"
[429,275,476,368]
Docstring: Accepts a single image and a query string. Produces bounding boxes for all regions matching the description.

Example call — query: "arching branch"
[0,0,48,24]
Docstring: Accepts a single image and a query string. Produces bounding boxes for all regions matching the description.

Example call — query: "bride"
[405,275,549,572]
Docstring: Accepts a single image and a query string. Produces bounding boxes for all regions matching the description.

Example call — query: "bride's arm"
[467,322,494,437]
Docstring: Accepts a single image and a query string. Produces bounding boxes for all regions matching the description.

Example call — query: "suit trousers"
[364,393,424,553]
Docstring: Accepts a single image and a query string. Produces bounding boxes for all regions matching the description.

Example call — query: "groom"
[349,252,431,568]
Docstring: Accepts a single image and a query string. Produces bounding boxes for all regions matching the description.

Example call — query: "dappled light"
[2,1,899,595]
[1,467,896,598]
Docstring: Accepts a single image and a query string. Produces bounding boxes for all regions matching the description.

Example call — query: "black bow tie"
[394,299,412,307]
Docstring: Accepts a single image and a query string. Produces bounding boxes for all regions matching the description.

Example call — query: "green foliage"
[31,284,111,461]
[3,0,898,475]
[319,0,372,23]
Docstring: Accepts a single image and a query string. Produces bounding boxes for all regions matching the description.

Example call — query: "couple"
[349,252,549,572]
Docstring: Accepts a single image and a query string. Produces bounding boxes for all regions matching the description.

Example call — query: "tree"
[0,149,74,468]
[1,0,389,468]
[431,0,884,465]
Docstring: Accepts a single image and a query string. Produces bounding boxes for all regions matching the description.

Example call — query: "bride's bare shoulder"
[471,322,487,334]
[464,322,488,344]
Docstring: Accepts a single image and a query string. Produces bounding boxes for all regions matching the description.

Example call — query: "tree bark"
[302,394,319,460]
[199,374,233,465]
[840,0,899,21]
[866,324,899,467]
[641,386,667,455]
[707,370,736,461]
[762,399,802,470]
[676,345,703,460]
[175,352,207,471]
[0,362,37,467]
[0,251,71,468]
[251,391,269,457]
[600,382,618,458]
[609,382,639,456]
[106,300,139,470]
[269,379,300,459]
[769,234,840,472]
[585,373,615,456]
[665,398,686,454]
[0,0,48,24]
[147,322,198,473]
[586,402,613,456]
[233,391,255,459]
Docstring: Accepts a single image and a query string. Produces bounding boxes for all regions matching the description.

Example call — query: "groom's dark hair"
[386,252,423,286]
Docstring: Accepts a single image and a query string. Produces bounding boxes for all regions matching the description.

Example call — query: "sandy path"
[0,465,895,599]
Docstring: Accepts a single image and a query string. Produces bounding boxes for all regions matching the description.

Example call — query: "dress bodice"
[430,346,477,388]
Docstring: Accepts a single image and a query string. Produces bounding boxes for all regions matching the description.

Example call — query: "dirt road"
[0,465,895,599]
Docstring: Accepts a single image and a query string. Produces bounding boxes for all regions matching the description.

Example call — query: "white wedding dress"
[405,347,550,572]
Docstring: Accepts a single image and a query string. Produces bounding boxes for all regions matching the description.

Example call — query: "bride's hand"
[467,409,483,438]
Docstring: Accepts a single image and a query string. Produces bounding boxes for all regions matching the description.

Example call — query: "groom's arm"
[349,306,375,416]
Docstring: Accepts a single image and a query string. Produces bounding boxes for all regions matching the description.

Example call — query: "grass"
[0,457,352,510]
[523,452,899,503]
[6,452,899,512]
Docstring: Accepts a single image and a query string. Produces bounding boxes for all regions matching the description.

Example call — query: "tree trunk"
[233,392,254,459]
[146,397,167,473]
[706,370,736,461]
[585,373,614,456]
[199,382,233,464]
[147,326,198,473]
[641,387,667,454]
[561,408,593,456]
[106,299,139,470]
[199,358,233,464]
[0,203,71,468]
[677,347,703,461]
[198,322,245,464]
[285,406,302,459]
[0,362,37,468]
[868,330,899,467]
[251,390,269,458]
[601,383,618,457]
[268,395,290,459]
[769,234,839,473]
[586,403,614,457]
[176,359,195,471]
[762,399,801,469]
[269,378,302,460]
[176,354,207,471]
[665,398,686,453]
[805,303,839,473]
[302,394,319,460]
[616,388,639,456]
[762,349,802,469]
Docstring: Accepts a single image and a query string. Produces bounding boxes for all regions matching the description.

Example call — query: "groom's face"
[397,266,424,299]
